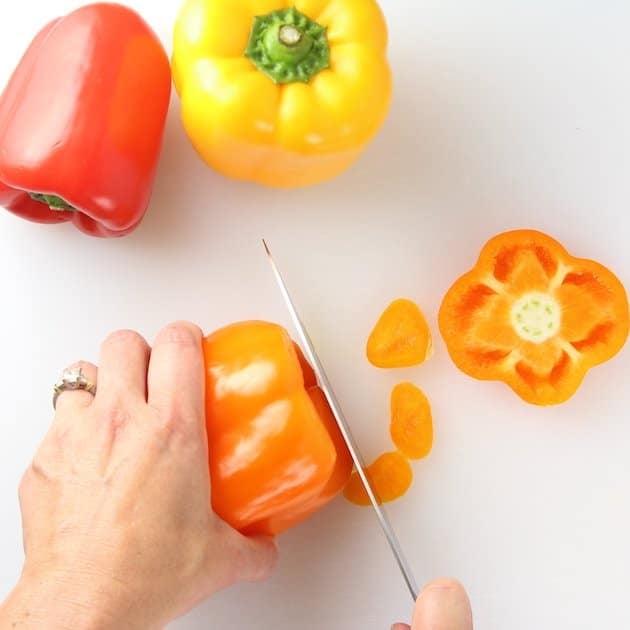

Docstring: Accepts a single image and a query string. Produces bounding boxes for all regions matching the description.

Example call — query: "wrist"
[1,570,152,630]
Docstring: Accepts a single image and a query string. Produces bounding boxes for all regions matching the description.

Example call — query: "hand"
[392,579,472,630]
[0,322,277,629]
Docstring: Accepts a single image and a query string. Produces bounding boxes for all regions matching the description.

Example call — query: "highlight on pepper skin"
[438,229,629,406]
[203,321,352,536]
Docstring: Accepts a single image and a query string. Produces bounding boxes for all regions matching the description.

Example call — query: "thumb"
[411,579,472,629]
[391,624,411,630]
[228,532,279,583]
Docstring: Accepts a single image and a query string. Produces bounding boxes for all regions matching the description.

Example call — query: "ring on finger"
[53,366,97,409]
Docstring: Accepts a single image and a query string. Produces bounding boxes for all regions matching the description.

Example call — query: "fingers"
[411,579,472,630]
[53,361,98,414]
[97,330,150,404]
[147,322,205,427]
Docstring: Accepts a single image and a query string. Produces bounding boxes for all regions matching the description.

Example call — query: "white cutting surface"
[1,1,629,628]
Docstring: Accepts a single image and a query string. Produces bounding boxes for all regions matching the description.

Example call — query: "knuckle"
[24,422,80,489]
[147,403,202,447]
[29,452,57,483]
[152,406,189,439]
[155,322,202,349]
[100,403,133,430]
[154,408,179,436]
[50,422,73,447]
[66,359,95,373]
[103,329,147,350]
[87,402,133,446]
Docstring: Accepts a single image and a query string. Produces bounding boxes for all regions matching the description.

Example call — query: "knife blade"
[263,240,419,601]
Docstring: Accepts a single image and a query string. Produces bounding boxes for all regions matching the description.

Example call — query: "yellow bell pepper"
[172,0,392,188]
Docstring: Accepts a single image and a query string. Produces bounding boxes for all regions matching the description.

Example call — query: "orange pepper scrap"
[390,382,433,459]
[343,451,413,506]
[366,298,433,368]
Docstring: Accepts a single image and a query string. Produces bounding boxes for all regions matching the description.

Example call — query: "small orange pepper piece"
[344,451,413,506]
[438,230,629,405]
[390,383,433,460]
[366,298,433,368]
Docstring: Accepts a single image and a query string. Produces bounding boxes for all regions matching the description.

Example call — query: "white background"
[1,1,629,628]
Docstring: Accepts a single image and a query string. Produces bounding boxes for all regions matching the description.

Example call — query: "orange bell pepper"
[439,230,629,405]
[366,298,432,368]
[203,321,352,535]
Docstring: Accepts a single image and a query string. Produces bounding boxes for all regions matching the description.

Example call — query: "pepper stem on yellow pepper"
[245,7,330,84]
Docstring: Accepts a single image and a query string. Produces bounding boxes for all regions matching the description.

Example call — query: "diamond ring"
[53,366,97,409]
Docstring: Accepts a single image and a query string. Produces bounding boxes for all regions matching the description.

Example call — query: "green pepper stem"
[279,24,303,47]
[245,7,330,84]
[29,192,74,212]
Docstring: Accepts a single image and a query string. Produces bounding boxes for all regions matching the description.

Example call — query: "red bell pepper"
[0,3,171,237]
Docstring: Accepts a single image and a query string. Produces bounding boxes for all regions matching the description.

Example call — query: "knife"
[263,240,419,601]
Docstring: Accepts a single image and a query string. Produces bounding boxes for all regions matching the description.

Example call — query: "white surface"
[1,1,629,628]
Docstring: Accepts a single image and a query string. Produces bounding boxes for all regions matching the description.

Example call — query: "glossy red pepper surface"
[0,3,171,237]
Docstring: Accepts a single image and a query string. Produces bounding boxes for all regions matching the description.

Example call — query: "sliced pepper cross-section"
[438,230,629,405]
